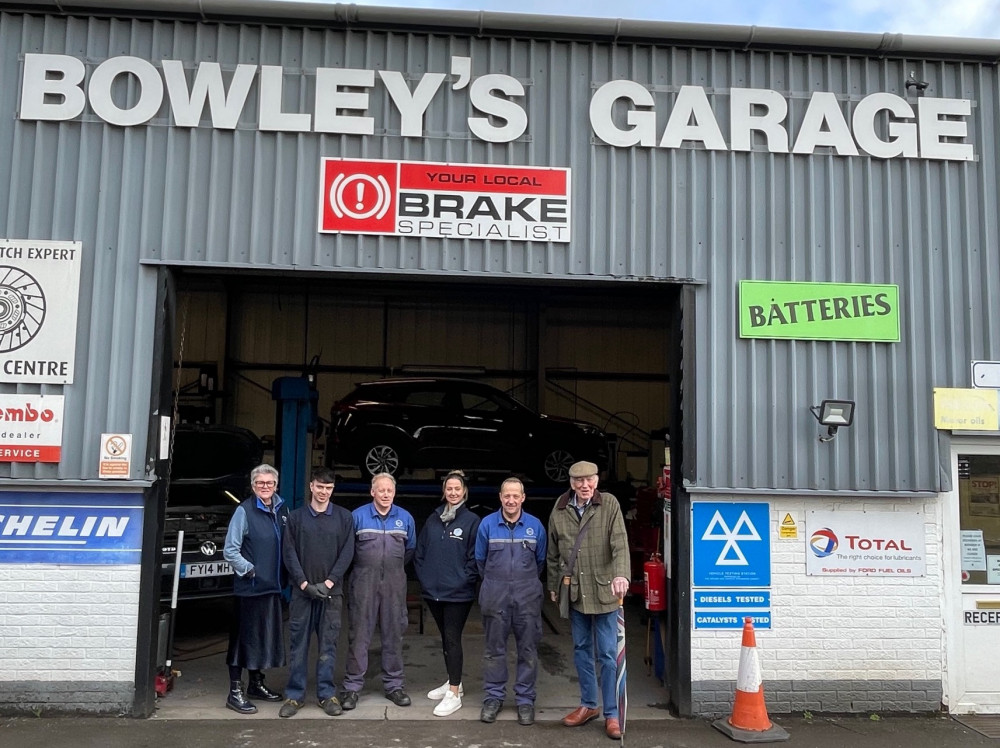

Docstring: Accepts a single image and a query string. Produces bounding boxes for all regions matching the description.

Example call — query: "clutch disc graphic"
[0,267,45,353]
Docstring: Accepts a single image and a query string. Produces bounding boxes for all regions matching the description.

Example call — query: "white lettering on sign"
[19,54,527,144]
[16,53,976,160]
[589,81,974,161]
[0,513,128,537]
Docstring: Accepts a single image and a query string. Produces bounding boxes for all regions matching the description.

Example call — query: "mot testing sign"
[0,393,64,462]
[319,158,571,242]
[806,510,926,577]
[0,240,82,384]
[692,502,772,587]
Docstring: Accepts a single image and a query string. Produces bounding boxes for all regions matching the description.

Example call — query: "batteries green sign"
[739,281,900,342]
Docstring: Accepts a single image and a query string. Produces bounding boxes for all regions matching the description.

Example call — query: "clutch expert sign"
[0,240,82,384]
[739,280,899,342]
[319,159,570,242]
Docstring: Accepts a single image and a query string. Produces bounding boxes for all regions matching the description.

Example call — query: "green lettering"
[749,305,766,327]
[861,295,875,316]
[767,303,788,325]
[783,301,799,323]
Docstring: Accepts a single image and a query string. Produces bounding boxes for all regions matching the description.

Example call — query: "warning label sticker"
[779,512,798,539]
[318,158,571,243]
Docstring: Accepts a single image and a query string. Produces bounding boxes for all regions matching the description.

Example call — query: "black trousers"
[425,599,474,686]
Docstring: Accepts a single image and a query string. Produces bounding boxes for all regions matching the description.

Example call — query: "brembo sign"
[19,54,975,161]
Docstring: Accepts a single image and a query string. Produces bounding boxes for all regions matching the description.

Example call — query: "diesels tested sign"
[0,240,82,384]
[319,158,571,242]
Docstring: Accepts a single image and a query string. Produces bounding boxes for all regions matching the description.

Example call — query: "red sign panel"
[319,158,571,243]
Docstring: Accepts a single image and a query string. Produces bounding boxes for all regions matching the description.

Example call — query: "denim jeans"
[569,607,618,718]
[285,591,343,702]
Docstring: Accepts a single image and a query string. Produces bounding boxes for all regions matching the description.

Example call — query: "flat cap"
[568,461,599,478]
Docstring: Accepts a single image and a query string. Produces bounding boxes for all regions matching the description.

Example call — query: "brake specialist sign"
[739,280,899,342]
[319,158,570,242]
[0,240,82,384]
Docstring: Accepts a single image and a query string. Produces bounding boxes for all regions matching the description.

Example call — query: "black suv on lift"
[160,424,262,602]
[325,378,610,483]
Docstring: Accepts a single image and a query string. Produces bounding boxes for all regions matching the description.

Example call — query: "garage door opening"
[152,269,688,717]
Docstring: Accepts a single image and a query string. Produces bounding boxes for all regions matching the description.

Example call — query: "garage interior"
[157,269,685,714]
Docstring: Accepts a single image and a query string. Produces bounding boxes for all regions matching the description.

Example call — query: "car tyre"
[361,440,404,477]
[541,447,576,483]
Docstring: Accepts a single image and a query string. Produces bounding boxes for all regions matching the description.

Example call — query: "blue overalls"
[342,502,416,694]
[475,509,547,706]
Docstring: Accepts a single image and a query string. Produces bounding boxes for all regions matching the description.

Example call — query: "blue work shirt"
[475,509,547,580]
[352,502,417,568]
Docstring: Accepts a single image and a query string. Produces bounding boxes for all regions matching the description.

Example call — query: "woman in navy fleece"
[414,470,481,717]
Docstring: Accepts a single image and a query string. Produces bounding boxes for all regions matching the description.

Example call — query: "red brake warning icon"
[320,159,398,234]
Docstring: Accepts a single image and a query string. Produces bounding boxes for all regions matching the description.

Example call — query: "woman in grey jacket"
[414,470,481,717]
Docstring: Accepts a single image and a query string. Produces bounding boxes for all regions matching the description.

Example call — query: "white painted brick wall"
[691,496,943,684]
[0,564,140,681]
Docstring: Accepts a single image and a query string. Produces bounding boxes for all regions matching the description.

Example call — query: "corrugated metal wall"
[0,10,995,491]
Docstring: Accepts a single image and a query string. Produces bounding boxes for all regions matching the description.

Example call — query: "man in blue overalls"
[340,472,416,709]
[475,477,547,727]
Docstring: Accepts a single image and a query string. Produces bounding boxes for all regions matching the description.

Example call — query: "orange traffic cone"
[712,618,789,743]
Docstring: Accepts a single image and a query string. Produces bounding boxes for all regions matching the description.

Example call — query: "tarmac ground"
[0,712,994,748]
[1,593,995,747]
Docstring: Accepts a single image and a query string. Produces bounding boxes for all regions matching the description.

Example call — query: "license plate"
[181,561,232,578]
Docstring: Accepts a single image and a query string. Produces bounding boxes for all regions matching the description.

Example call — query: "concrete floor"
[153,590,673,723]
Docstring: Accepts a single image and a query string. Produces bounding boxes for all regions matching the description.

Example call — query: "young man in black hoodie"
[278,467,355,718]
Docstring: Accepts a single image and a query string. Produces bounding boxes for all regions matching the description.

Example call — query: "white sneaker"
[433,690,462,717]
[427,681,463,700]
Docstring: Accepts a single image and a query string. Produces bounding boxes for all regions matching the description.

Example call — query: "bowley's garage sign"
[319,159,570,243]
[739,280,900,342]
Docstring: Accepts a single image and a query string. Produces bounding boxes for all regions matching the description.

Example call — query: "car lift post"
[272,376,319,510]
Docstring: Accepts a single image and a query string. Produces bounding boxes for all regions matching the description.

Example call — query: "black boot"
[247,672,283,702]
[226,680,258,714]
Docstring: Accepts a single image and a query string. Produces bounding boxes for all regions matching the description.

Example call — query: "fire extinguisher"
[644,552,667,611]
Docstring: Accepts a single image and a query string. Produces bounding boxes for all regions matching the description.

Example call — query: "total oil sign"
[805,510,926,577]
[319,158,571,242]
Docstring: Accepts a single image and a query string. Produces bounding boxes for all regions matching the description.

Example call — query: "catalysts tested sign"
[319,158,571,242]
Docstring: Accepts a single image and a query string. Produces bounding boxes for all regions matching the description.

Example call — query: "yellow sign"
[779,513,797,539]
[933,388,1000,430]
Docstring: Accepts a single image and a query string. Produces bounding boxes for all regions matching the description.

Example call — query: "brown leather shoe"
[562,705,601,727]
[605,717,622,739]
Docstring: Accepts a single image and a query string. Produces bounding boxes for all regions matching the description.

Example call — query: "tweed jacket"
[546,488,631,615]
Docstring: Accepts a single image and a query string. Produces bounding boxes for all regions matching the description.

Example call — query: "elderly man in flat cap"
[546,461,630,741]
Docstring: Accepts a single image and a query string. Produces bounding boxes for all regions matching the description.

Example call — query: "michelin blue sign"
[0,491,143,564]
[692,502,771,587]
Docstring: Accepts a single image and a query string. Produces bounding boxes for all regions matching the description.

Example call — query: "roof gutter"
[4,1,1000,62]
